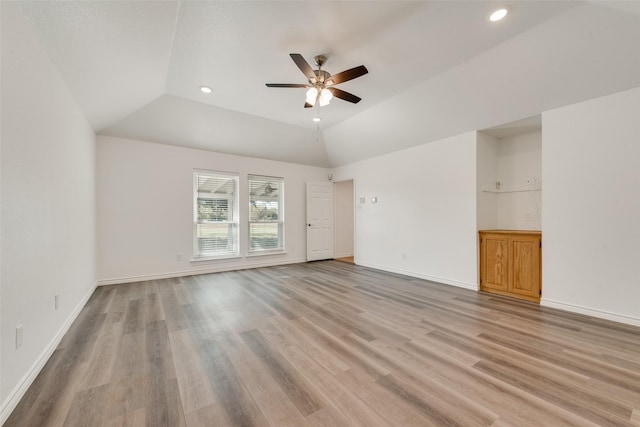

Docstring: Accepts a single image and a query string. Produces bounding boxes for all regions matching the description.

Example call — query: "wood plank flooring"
[6,261,640,426]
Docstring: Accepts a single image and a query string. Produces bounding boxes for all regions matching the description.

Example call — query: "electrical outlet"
[176,254,182,262]
[54,294,60,310]
[16,325,23,349]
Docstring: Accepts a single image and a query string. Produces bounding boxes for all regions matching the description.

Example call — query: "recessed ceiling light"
[200,86,212,94]
[489,8,508,22]
[313,117,321,122]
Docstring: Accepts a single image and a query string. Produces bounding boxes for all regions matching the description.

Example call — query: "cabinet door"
[480,234,509,291]
[508,235,541,298]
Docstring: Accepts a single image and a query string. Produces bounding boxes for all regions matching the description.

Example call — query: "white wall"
[1,2,97,421]
[542,86,640,325]
[496,130,542,230]
[97,135,329,283]
[334,180,354,258]
[476,132,499,230]
[332,132,478,290]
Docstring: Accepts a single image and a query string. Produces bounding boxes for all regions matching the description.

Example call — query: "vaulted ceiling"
[18,1,640,167]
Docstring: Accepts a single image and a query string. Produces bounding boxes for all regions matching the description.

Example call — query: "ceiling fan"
[266,53,368,108]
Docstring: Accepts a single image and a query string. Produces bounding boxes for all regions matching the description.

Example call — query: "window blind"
[248,175,284,252]
[193,170,239,257]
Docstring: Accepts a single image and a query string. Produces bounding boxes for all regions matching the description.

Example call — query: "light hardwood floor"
[6,261,640,426]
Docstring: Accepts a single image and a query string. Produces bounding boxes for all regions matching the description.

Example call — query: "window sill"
[191,254,242,263]
[246,250,287,258]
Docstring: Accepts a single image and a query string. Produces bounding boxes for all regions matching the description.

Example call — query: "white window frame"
[248,174,285,254]
[193,170,240,260]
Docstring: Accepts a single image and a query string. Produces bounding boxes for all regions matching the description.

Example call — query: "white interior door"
[306,181,334,261]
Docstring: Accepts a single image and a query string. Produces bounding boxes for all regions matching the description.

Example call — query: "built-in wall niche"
[477,116,542,231]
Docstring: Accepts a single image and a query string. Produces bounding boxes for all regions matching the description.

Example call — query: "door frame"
[332,177,356,263]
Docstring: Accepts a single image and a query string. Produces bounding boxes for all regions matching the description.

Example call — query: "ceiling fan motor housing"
[313,69,332,86]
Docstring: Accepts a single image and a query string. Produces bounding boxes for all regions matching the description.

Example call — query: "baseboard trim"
[97,257,308,286]
[334,253,354,259]
[0,281,97,425]
[356,261,478,291]
[540,298,640,327]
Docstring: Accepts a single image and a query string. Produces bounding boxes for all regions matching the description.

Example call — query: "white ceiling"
[481,115,541,139]
[17,1,640,167]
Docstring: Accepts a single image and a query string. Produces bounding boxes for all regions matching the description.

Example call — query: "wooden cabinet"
[479,230,541,303]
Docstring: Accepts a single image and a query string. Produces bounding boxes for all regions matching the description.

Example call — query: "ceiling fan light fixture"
[489,8,508,22]
[305,87,318,106]
[313,117,321,122]
[199,85,212,94]
[319,88,333,107]
[266,53,368,108]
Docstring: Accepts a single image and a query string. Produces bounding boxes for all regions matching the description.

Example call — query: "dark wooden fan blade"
[304,102,314,108]
[290,53,317,82]
[327,87,361,104]
[328,65,368,85]
[265,83,308,88]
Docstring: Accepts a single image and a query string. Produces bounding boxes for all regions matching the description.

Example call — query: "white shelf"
[482,187,542,194]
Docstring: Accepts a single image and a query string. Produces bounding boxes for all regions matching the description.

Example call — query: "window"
[193,170,239,258]
[248,175,284,252]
